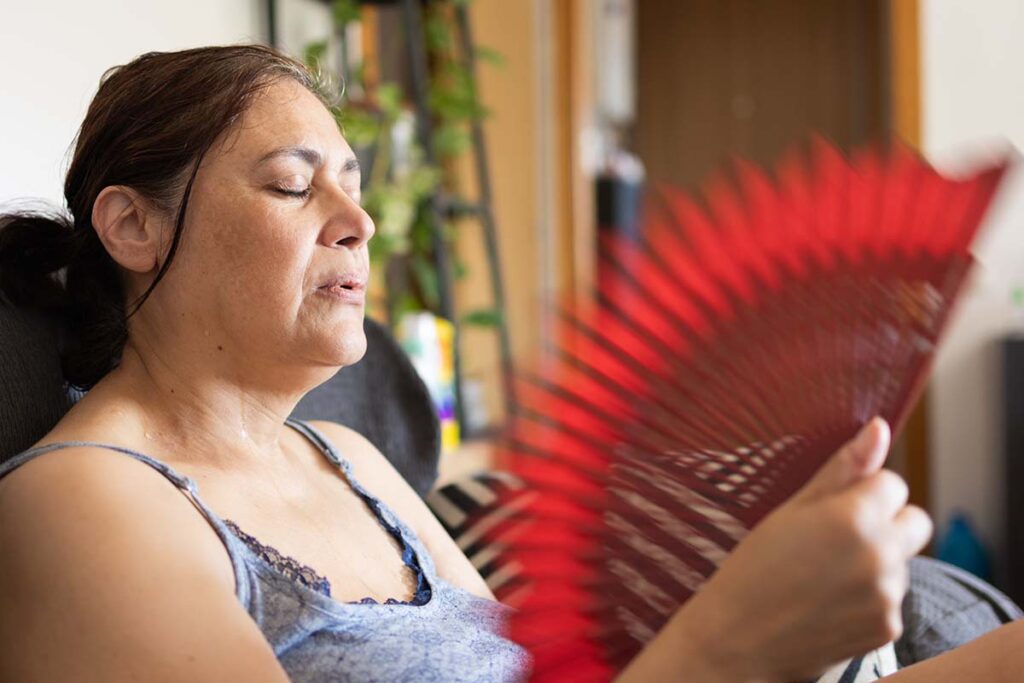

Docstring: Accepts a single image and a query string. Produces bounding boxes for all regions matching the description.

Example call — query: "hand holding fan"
[495,138,1012,681]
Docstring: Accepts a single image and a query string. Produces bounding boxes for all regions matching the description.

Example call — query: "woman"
[0,45,1011,682]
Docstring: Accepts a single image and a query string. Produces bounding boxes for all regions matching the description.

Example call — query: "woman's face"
[143,78,375,379]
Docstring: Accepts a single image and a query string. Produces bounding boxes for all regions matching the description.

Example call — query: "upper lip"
[318,272,368,291]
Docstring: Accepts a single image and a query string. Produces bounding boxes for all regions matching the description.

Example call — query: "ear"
[91,186,167,273]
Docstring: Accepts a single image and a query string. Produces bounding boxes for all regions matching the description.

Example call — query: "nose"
[319,188,375,249]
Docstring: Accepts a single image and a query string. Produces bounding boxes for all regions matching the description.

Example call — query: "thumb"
[793,417,891,503]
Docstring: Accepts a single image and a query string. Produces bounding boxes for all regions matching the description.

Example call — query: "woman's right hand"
[618,418,933,683]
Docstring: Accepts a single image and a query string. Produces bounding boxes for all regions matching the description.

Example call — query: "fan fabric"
[495,139,1012,681]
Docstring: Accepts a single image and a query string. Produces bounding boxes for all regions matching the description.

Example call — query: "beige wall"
[455,0,543,425]
[0,1,263,206]
[921,0,1024,575]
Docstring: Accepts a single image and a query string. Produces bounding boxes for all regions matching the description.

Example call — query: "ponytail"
[0,208,126,389]
[0,210,79,312]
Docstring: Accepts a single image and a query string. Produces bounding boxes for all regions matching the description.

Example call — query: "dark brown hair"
[0,45,327,389]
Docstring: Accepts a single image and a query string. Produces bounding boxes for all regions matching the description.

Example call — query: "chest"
[186,460,424,604]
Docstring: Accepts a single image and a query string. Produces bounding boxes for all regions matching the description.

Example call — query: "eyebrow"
[256,145,360,173]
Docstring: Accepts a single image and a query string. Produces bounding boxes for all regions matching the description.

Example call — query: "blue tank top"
[0,419,528,682]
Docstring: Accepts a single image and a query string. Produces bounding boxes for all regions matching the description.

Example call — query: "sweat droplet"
[144,431,154,440]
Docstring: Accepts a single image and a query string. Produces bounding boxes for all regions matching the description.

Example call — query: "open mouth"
[319,275,367,291]
[318,275,367,302]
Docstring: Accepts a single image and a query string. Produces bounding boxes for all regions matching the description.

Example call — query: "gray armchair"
[898,555,1021,666]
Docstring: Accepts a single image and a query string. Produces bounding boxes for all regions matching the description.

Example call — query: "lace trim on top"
[352,491,432,606]
[223,500,432,606]
[224,520,332,596]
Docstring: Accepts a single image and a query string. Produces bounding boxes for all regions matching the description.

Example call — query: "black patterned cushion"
[426,470,530,602]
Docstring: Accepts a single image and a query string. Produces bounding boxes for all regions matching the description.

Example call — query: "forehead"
[214,78,350,162]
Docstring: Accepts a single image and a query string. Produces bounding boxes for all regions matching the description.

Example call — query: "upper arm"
[0,448,290,682]
[309,421,495,601]
[883,620,1024,682]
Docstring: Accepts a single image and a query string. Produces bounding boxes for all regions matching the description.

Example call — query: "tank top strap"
[0,440,254,606]
[285,418,353,473]
[285,419,440,582]
[1,440,193,488]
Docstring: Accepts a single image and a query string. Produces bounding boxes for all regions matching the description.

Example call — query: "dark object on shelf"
[1003,335,1024,604]
[596,174,644,241]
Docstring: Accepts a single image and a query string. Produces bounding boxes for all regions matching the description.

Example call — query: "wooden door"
[633,0,930,509]
[635,0,887,190]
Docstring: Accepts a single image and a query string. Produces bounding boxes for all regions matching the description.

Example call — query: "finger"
[839,469,909,528]
[891,504,933,558]
[795,417,891,502]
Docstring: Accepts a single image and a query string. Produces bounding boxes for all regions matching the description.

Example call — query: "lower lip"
[316,285,366,304]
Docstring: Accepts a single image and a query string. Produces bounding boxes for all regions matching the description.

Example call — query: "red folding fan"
[493,138,1013,681]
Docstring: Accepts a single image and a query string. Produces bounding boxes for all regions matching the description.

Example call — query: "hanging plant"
[303,0,502,329]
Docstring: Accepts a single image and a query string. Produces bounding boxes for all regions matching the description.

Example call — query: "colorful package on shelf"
[396,311,460,452]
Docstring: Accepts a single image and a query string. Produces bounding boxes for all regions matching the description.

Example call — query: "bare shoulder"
[304,420,405,480]
[0,446,288,682]
[0,444,224,568]
[307,420,495,601]
[305,420,432,525]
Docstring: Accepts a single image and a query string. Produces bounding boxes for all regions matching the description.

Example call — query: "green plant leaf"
[298,0,501,324]
[475,45,505,67]
[410,254,441,311]
[304,40,328,69]
[433,124,471,157]
[369,232,409,263]
[349,62,367,90]
[332,0,361,26]
[338,109,379,146]
[410,210,435,252]
[394,293,423,321]
[376,82,403,118]
[425,14,452,52]
[462,308,503,327]
[409,164,442,196]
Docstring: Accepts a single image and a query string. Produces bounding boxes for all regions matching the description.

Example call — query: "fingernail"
[851,418,879,462]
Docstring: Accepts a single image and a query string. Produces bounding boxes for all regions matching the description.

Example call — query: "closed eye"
[273,187,311,199]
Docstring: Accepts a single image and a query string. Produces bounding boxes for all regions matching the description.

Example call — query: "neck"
[85,335,335,467]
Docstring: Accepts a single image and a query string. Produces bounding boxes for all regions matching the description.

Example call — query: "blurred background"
[3,0,1024,600]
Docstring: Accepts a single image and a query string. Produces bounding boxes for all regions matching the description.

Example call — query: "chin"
[294,308,369,370]
[327,327,368,367]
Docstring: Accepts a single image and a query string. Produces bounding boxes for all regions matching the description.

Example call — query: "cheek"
[187,197,313,316]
